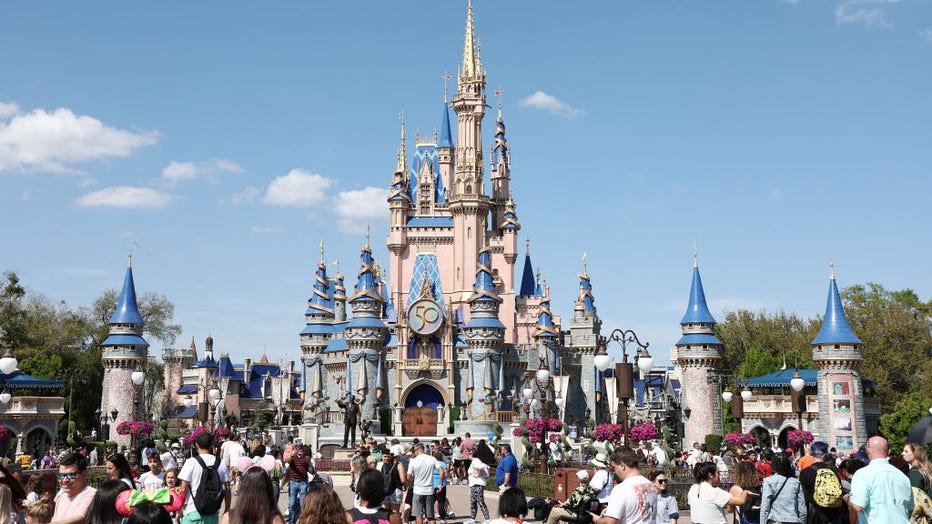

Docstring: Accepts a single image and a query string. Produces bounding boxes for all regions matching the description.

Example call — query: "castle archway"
[401,382,446,437]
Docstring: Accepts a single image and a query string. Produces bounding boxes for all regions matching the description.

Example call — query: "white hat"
[589,453,609,468]
[576,469,590,481]
[170,442,180,449]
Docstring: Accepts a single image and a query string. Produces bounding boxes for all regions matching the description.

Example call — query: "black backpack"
[192,454,225,515]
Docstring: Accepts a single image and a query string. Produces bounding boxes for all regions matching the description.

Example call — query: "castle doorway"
[402,383,444,437]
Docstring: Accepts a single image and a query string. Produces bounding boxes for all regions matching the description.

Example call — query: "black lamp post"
[128,366,145,470]
[602,328,653,447]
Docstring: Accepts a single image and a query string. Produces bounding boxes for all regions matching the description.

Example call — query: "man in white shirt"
[686,442,703,468]
[593,450,658,524]
[406,442,445,524]
[648,442,668,467]
[179,431,231,524]
[589,453,614,504]
[219,434,245,494]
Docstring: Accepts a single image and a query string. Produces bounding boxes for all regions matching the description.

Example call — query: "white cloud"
[920,28,932,42]
[75,186,174,209]
[263,169,335,207]
[0,102,19,119]
[519,90,584,118]
[249,225,284,234]
[835,0,899,28]
[162,159,245,182]
[230,186,261,205]
[333,187,389,233]
[0,106,159,174]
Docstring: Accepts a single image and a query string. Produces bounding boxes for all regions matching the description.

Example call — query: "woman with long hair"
[759,453,805,524]
[219,466,284,524]
[85,479,131,524]
[688,462,756,524]
[729,461,762,524]
[903,442,932,496]
[0,485,12,524]
[106,454,136,489]
[298,484,350,524]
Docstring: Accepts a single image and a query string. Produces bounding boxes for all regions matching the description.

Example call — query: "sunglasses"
[57,472,78,481]
[656,479,667,484]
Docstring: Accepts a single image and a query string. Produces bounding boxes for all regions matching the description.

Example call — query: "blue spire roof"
[812,274,863,345]
[518,252,536,297]
[501,198,520,231]
[579,273,598,318]
[468,248,500,303]
[439,102,453,149]
[681,263,716,324]
[350,244,383,304]
[492,110,508,169]
[533,298,559,338]
[307,261,334,315]
[110,262,144,325]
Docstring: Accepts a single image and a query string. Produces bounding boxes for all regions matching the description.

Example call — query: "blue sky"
[2,1,931,369]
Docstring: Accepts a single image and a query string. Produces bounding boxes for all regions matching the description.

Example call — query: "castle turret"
[162,338,196,416]
[300,241,336,358]
[811,263,866,448]
[566,262,602,423]
[675,255,724,446]
[100,254,149,448]
[463,247,504,424]
[438,100,454,194]
[490,103,511,232]
[345,236,388,424]
[333,272,347,323]
[388,121,411,258]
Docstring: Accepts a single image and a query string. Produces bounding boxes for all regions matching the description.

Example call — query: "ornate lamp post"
[789,359,806,430]
[603,328,652,447]
[128,367,145,470]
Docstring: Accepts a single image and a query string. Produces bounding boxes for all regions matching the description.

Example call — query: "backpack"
[738,487,762,523]
[192,454,225,515]
[813,467,844,508]
[348,507,392,524]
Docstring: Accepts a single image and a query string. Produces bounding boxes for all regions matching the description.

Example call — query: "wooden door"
[402,407,438,436]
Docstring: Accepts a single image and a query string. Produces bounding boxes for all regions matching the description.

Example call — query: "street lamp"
[128,366,145,470]
[789,358,806,430]
[0,330,17,375]
[603,328,650,448]
[0,390,10,405]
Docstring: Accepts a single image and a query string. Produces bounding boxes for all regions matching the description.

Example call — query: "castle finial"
[526,234,531,257]
[693,236,698,268]
[582,251,588,275]
[830,259,835,280]
[461,0,480,79]
[365,220,371,249]
[127,248,133,269]
[319,238,325,264]
[396,111,407,174]
[442,74,451,103]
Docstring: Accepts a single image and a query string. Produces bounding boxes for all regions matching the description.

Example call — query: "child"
[24,493,54,524]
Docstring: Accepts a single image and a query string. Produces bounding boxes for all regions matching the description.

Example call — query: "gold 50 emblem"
[408,299,443,335]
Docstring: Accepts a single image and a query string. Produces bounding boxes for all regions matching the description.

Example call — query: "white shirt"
[649,447,668,466]
[178,453,230,515]
[220,441,245,467]
[139,471,165,490]
[407,453,442,496]
[687,448,703,467]
[468,458,489,487]
[603,475,657,524]
[589,469,614,503]
[161,451,179,471]
[687,482,731,524]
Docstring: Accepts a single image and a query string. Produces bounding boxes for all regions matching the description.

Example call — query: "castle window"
[835,344,840,349]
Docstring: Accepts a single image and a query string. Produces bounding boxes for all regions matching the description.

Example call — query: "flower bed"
[724,432,756,447]
[788,429,814,447]
[116,421,154,436]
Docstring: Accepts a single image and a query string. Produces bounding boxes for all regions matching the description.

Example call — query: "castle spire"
[681,258,716,324]
[461,0,482,80]
[110,258,144,325]
[518,237,536,297]
[468,247,502,304]
[812,263,862,345]
[439,100,453,149]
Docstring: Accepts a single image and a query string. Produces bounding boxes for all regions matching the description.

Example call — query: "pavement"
[262,474,692,524]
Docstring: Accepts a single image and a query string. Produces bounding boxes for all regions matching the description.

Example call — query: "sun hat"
[589,453,609,468]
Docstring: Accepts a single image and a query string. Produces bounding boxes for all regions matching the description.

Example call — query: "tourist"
[848,436,913,523]
[106,454,137,489]
[475,439,496,467]
[799,441,845,524]
[138,455,165,490]
[760,453,806,524]
[349,468,399,524]
[0,463,25,514]
[268,448,284,506]
[467,449,491,522]
[547,470,596,524]
[178,430,231,524]
[494,444,518,492]
[219,466,284,524]
[88,447,98,468]
[406,442,445,524]
[286,445,312,524]
[296,484,347,524]
[51,452,96,524]
[161,444,180,472]
[350,455,368,494]
[84,480,131,524]
[648,441,669,468]
[459,433,476,458]
[24,493,54,524]
[219,435,245,496]
[0,485,12,524]
[589,453,614,504]
[728,461,761,524]
[490,487,527,524]
[25,475,42,506]
[431,451,450,524]
[127,501,173,524]
[380,453,405,514]
[902,442,932,496]
[650,470,679,524]
[688,462,756,524]
[592,449,657,524]
[450,438,465,485]
[162,468,180,524]
[686,443,704,468]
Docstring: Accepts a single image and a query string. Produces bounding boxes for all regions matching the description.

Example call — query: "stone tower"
[462,246,504,429]
[162,338,196,413]
[300,242,335,398]
[676,256,723,447]
[100,255,148,448]
[565,268,602,425]
[811,264,866,450]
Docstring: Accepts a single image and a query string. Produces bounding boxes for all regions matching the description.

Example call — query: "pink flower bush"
[116,421,154,436]
[183,427,209,446]
[788,430,814,446]
[592,423,625,443]
[514,417,563,443]
[725,432,756,447]
[0,426,10,441]
[213,427,232,440]
[629,423,658,442]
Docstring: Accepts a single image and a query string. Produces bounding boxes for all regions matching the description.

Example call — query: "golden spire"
[396,111,406,174]
[461,0,481,79]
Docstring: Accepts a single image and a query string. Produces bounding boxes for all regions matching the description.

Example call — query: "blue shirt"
[496,453,518,487]
[850,457,914,524]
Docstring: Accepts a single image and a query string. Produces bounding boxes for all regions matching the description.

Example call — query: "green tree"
[879,392,931,453]
[840,283,932,410]
[715,310,818,380]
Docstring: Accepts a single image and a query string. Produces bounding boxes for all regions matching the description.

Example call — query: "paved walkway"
[268,474,692,523]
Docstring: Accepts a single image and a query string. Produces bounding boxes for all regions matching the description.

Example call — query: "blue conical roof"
[812,275,862,345]
[307,262,334,315]
[533,298,558,338]
[579,273,598,318]
[350,245,383,304]
[468,248,500,303]
[492,111,508,168]
[518,253,536,297]
[681,265,716,324]
[439,102,453,149]
[110,264,144,325]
